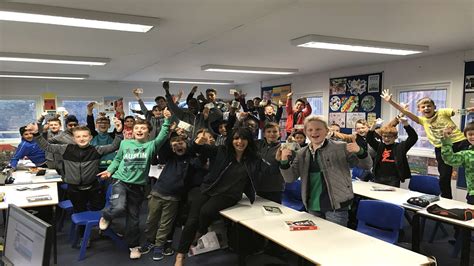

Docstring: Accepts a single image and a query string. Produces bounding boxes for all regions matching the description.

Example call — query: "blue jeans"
[102,179,145,248]
[308,208,349,227]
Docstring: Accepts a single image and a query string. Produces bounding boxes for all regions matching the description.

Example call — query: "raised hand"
[26,123,39,134]
[87,102,95,113]
[276,147,292,161]
[287,91,293,98]
[398,116,409,126]
[162,107,171,119]
[443,126,454,139]
[381,89,392,102]
[97,170,111,180]
[195,133,208,145]
[162,81,170,90]
[191,86,198,94]
[132,88,142,99]
[346,138,361,154]
[113,117,123,132]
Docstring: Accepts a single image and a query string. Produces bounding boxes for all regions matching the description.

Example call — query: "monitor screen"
[3,204,52,266]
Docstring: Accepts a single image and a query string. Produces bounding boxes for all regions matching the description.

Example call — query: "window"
[396,84,448,151]
[306,96,324,115]
[0,98,37,142]
[60,100,98,125]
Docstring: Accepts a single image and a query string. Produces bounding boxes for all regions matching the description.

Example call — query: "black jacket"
[192,143,266,203]
[255,139,285,192]
[367,125,418,182]
[153,140,196,197]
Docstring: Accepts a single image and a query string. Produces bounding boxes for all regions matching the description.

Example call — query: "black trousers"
[67,181,105,213]
[434,140,469,199]
[177,192,237,254]
[257,191,282,204]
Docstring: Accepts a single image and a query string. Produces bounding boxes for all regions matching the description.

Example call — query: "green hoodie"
[441,138,474,195]
[107,119,170,185]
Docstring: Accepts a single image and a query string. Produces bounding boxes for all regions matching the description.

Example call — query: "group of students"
[7,83,474,265]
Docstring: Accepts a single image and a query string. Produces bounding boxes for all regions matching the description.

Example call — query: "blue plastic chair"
[69,185,127,261]
[409,175,448,243]
[282,179,305,211]
[356,200,404,244]
[351,167,364,180]
[57,199,73,232]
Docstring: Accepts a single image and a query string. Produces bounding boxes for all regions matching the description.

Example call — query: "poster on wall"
[42,92,57,110]
[329,113,346,128]
[328,72,383,134]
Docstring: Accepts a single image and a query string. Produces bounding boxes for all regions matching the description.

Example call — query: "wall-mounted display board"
[328,73,383,134]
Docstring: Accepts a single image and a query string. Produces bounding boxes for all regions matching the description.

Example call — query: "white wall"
[0,79,235,105]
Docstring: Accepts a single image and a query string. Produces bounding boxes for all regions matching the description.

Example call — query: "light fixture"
[201,64,298,75]
[0,2,159,33]
[159,78,234,85]
[291,35,429,55]
[0,72,89,80]
[0,52,110,66]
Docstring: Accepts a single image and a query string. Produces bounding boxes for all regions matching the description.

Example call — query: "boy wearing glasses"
[366,116,418,187]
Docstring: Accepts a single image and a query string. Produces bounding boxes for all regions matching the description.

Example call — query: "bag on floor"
[426,204,474,221]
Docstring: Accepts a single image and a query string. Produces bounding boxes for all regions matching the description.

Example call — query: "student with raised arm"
[381,89,474,198]
[285,91,312,139]
[97,108,172,260]
[26,118,123,214]
[367,116,418,187]
[441,122,474,204]
[174,127,266,266]
[276,115,372,226]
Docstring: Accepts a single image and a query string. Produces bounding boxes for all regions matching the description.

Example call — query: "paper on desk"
[13,171,32,184]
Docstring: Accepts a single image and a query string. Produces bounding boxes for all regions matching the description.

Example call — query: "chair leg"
[71,224,81,248]
[69,222,77,244]
[451,233,463,258]
[103,228,128,251]
[419,217,426,242]
[57,209,66,232]
[404,211,412,226]
[78,223,93,261]
[439,223,449,237]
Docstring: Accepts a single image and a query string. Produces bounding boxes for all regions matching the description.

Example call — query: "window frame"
[392,81,452,158]
[0,95,41,144]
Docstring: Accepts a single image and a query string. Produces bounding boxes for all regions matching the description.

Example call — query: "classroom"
[0,1,473,266]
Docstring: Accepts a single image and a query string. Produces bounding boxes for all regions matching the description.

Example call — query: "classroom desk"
[220,196,299,222]
[352,180,424,211]
[0,182,59,264]
[353,180,474,266]
[412,199,474,266]
[11,169,62,185]
[240,211,432,266]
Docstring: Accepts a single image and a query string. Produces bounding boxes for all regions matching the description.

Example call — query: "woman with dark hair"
[174,127,265,265]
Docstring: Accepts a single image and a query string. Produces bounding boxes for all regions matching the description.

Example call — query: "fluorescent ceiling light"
[0,72,89,80]
[0,2,159,32]
[0,52,110,66]
[159,78,234,85]
[291,35,429,56]
[202,64,298,75]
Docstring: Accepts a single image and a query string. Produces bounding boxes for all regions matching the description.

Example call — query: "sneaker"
[152,247,164,261]
[163,246,174,256]
[99,217,110,231]
[129,247,141,259]
[163,240,174,256]
[138,242,155,254]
